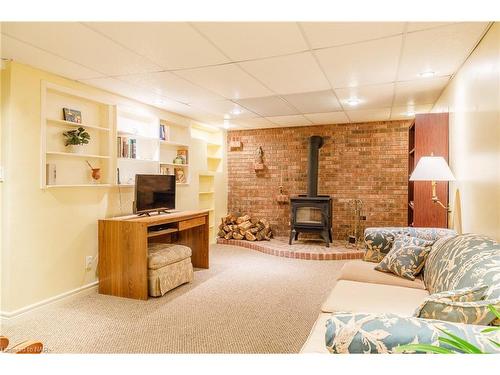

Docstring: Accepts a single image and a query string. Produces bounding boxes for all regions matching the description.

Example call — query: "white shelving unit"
[40,81,114,188]
[116,111,191,187]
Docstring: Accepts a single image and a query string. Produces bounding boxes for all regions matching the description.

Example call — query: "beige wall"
[0,61,227,314]
[433,23,500,240]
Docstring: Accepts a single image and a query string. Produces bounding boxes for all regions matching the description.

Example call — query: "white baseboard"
[0,281,99,320]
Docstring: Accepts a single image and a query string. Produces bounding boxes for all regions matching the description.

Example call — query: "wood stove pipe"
[307,135,324,197]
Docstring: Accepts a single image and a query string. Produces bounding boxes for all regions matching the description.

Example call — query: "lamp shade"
[409,156,455,181]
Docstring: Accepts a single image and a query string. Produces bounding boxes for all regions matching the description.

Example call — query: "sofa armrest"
[325,312,499,354]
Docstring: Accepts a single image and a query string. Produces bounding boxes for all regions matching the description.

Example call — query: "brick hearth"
[216,237,364,260]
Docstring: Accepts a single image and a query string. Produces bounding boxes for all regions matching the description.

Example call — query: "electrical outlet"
[85,256,94,270]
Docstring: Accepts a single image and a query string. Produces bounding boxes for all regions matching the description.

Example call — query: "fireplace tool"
[346,199,365,248]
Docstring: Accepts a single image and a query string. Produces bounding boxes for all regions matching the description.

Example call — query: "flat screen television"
[134,174,176,215]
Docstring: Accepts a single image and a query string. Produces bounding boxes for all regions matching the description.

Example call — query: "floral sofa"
[300,228,500,354]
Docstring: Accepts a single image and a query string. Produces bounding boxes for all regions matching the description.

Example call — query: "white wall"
[0,61,227,315]
[433,23,500,240]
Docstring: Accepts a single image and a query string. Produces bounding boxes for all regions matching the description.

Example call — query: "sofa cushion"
[375,236,434,280]
[300,313,331,354]
[414,286,500,325]
[338,260,426,290]
[324,312,500,354]
[363,227,456,263]
[424,234,500,299]
[147,243,192,270]
[321,280,429,316]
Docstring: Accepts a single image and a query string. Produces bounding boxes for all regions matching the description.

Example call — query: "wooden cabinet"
[408,113,449,228]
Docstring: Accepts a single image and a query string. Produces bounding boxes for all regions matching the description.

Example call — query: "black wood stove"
[289,136,333,247]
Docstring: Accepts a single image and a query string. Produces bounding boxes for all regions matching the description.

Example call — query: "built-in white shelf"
[46,151,110,159]
[47,118,110,132]
[207,156,222,160]
[46,184,112,188]
[199,171,215,177]
[199,191,215,195]
[207,142,221,147]
[160,162,189,167]
[118,157,157,162]
[160,140,190,147]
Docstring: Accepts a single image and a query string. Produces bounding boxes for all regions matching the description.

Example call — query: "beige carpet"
[2,244,347,353]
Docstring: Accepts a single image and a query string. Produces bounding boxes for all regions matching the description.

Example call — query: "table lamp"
[409,155,455,211]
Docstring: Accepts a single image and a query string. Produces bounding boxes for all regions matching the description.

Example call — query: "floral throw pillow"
[414,285,500,325]
[375,235,435,280]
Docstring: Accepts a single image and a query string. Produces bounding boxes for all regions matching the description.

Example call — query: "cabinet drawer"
[179,216,206,231]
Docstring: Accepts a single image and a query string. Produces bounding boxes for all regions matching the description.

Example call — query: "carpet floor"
[2,244,347,353]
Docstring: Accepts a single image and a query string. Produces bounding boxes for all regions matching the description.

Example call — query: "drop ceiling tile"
[232,117,276,129]
[406,22,456,33]
[80,77,190,114]
[390,104,433,120]
[265,115,312,127]
[235,96,299,117]
[239,52,330,95]
[282,90,341,113]
[176,64,273,99]
[118,71,224,104]
[398,22,489,81]
[0,34,103,80]
[85,22,229,70]
[304,111,349,125]
[393,76,450,106]
[335,83,395,109]
[194,22,308,61]
[301,22,405,49]
[2,22,161,76]
[188,100,258,118]
[346,108,391,123]
[316,35,402,88]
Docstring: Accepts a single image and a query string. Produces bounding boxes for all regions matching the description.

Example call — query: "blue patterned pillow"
[414,286,500,325]
[325,312,500,354]
[375,235,434,280]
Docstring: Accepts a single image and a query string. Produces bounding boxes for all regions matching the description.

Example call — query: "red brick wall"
[227,120,411,240]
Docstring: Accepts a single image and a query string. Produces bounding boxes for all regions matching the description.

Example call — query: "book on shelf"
[46,163,57,185]
[159,121,169,141]
[118,136,137,159]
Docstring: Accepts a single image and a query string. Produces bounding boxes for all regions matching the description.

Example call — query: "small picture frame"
[63,108,82,124]
[174,167,187,184]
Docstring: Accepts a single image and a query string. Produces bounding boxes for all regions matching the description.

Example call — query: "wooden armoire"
[408,113,449,228]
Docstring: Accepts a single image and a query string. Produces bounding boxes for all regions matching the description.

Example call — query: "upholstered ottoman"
[147,243,194,297]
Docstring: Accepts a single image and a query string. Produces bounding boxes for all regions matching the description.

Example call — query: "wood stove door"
[291,203,328,228]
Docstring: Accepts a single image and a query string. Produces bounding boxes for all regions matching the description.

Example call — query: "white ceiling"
[0,22,490,129]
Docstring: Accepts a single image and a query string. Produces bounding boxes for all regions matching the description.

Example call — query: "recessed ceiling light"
[346,98,361,106]
[223,119,231,129]
[230,108,242,116]
[418,70,435,78]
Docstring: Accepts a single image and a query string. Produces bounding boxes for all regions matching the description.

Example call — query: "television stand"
[98,209,210,300]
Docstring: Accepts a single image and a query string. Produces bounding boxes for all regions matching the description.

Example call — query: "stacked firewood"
[218,214,272,241]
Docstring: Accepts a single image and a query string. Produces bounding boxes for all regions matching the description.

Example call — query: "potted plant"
[63,127,90,153]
